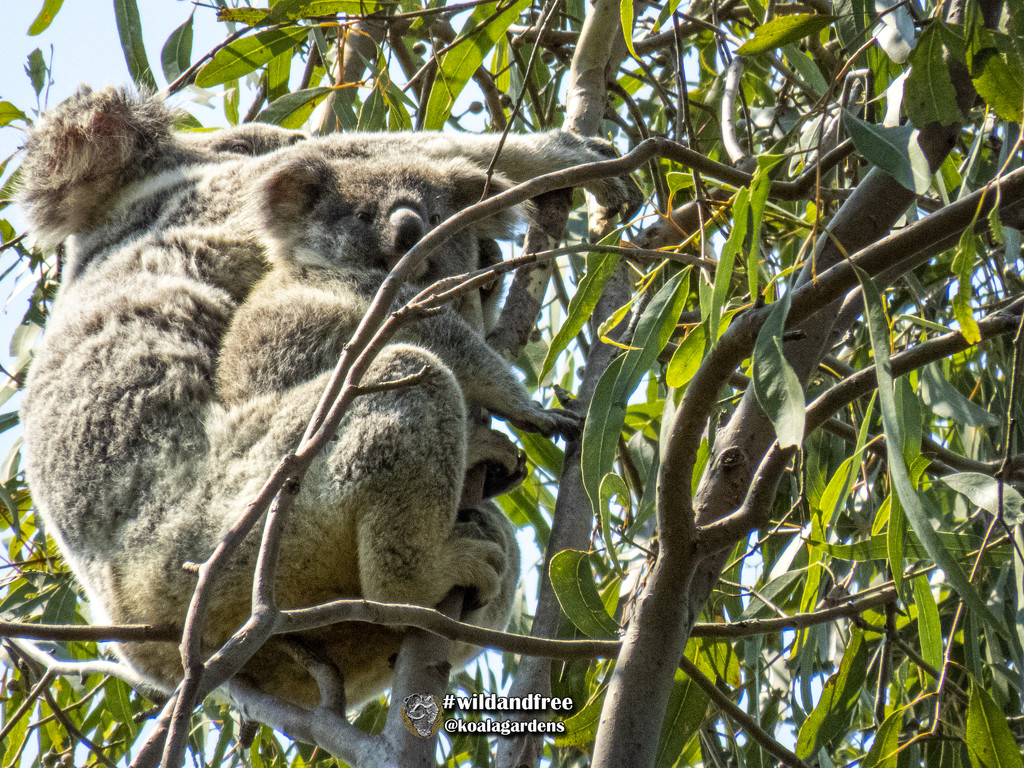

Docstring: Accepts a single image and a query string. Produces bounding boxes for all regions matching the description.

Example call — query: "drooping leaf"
[737,13,837,55]
[555,686,606,748]
[752,290,805,448]
[971,48,1024,123]
[940,472,1024,524]
[912,575,943,678]
[862,709,903,768]
[966,680,1024,768]
[161,12,194,83]
[423,0,529,129]
[113,0,158,91]
[582,272,687,518]
[196,26,310,89]
[25,48,46,96]
[541,251,620,382]
[842,112,931,193]
[796,629,870,758]
[549,549,620,638]
[655,663,711,768]
[919,363,998,427]
[855,266,1008,640]
[904,25,961,126]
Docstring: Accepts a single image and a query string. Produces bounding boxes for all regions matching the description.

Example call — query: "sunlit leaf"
[196,26,309,88]
[737,13,837,55]
[549,549,619,638]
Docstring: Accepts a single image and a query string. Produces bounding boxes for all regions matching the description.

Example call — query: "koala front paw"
[506,404,583,440]
[558,132,645,224]
[465,426,527,498]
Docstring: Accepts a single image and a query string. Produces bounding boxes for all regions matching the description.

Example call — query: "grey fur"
[19,87,622,708]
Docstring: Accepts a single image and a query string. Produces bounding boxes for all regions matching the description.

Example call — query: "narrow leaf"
[862,710,902,768]
[966,680,1024,768]
[912,576,943,677]
[940,472,1024,524]
[161,12,194,83]
[855,266,1009,640]
[904,25,961,126]
[423,0,528,129]
[582,272,687,517]
[113,0,158,91]
[541,252,620,381]
[752,291,805,447]
[738,13,837,55]
[842,112,930,193]
[28,0,64,35]
[196,26,310,88]
[796,629,870,758]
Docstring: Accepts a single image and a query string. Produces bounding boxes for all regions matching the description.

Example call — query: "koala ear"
[258,155,336,241]
[445,162,526,240]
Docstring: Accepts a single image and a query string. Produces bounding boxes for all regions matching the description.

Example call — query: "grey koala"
[217,152,579,441]
[18,87,637,709]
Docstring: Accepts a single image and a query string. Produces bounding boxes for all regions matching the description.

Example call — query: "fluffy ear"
[257,155,336,243]
[444,161,528,240]
[18,86,176,247]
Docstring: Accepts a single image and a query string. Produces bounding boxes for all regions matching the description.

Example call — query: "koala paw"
[465,426,527,498]
[506,403,583,440]
[559,132,646,224]
[447,521,508,610]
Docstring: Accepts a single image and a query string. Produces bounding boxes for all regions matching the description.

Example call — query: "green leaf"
[548,550,619,638]
[423,0,529,129]
[971,48,1024,123]
[196,26,310,89]
[912,576,943,677]
[795,628,870,758]
[656,665,711,768]
[541,251,620,381]
[738,13,837,55]
[103,678,139,738]
[708,188,747,348]
[855,266,1009,641]
[952,230,982,344]
[666,322,705,388]
[28,0,64,35]
[582,272,687,518]
[255,87,331,128]
[218,1,378,26]
[598,473,629,569]
[940,472,1024,524]
[0,103,29,128]
[966,680,1024,768]
[862,709,902,768]
[26,48,47,96]
[905,25,961,126]
[113,0,158,91]
[842,112,931,193]
[555,686,605,748]
[161,12,194,83]
[920,363,998,427]
[620,0,639,59]
[752,291,805,447]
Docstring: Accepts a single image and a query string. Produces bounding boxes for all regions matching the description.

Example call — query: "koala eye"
[429,214,442,226]
[356,211,373,223]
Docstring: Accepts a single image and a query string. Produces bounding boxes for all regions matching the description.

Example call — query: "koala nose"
[390,207,426,257]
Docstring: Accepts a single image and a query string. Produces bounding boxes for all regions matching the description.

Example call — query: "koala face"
[255,152,523,286]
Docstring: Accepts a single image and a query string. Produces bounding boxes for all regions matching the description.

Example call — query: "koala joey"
[217,152,581,445]
[18,87,637,710]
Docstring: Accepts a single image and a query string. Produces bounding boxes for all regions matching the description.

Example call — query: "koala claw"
[508,405,584,441]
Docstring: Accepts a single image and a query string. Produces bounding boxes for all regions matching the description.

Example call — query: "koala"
[217,153,578,438]
[18,87,638,709]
